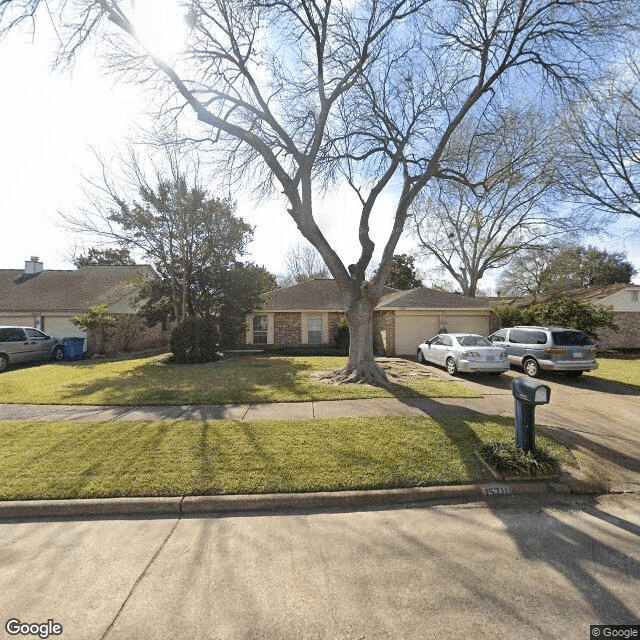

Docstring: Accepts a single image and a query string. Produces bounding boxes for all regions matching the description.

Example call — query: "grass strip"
[0,355,478,405]
[586,357,640,389]
[0,416,574,500]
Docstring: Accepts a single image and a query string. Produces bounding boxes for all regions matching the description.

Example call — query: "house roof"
[0,265,155,312]
[260,279,357,311]
[485,283,637,308]
[377,286,491,310]
[260,279,490,311]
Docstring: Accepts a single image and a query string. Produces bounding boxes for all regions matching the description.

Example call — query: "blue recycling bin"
[63,337,85,361]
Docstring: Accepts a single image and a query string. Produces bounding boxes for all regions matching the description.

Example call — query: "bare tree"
[412,109,578,297]
[1,0,633,383]
[282,243,330,286]
[560,55,640,228]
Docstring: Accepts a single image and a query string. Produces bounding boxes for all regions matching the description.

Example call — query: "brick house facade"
[486,283,640,349]
[0,259,170,356]
[243,280,492,355]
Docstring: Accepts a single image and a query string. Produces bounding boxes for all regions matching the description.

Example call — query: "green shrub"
[493,296,617,339]
[170,316,222,364]
[480,441,561,477]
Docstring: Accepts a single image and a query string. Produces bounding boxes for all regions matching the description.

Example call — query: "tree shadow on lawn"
[53,355,468,406]
[55,356,321,406]
[196,421,296,494]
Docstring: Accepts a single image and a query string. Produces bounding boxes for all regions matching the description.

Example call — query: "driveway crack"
[100,517,181,639]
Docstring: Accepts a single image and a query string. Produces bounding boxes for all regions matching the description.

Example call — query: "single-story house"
[244,279,492,356]
[488,283,640,348]
[0,257,170,354]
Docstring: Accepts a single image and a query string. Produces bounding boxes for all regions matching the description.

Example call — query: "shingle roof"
[260,279,352,311]
[0,265,154,312]
[377,286,491,309]
[484,283,636,308]
[260,279,489,311]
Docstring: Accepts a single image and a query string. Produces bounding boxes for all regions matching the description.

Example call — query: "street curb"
[0,496,183,519]
[0,480,582,520]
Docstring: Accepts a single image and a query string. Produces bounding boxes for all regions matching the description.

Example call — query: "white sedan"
[417,333,509,376]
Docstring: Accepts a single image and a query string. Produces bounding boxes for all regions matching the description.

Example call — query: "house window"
[253,315,268,344]
[632,291,639,303]
[308,314,323,344]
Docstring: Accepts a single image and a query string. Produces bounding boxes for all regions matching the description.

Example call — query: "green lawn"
[0,355,478,405]
[0,416,573,500]
[587,356,640,389]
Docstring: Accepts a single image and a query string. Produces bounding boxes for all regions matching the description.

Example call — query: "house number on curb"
[481,485,512,496]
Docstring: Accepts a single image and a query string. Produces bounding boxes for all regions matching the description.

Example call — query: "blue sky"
[1,4,638,289]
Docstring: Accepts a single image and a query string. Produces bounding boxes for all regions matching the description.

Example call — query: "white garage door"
[446,314,489,336]
[0,316,33,326]
[395,314,439,355]
[44,318,87,351]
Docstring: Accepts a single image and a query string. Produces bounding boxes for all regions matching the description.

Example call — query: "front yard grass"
[586,356,640,389]
[0,416,574,500]
[0,355,477,405]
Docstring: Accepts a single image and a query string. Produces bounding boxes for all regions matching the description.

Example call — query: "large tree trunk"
[334,288,388,386]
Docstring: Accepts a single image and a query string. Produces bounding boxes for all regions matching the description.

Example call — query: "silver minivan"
[0,326,65,372]
[489,325,598,377]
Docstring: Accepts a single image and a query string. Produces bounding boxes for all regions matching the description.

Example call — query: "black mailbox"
[512,377,551,406]
[512,377,551,451]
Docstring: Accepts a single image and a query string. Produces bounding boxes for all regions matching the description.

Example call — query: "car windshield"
[552,331,594,346]
[456,335,493,347]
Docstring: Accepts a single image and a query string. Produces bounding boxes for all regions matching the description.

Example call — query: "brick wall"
[87,313,170,355]
[273,312,302,346]
[373,310,395,355]
[594,312,640,349]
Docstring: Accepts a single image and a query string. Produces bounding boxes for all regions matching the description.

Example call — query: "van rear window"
[552,331,594,346]
[509,329,547,345]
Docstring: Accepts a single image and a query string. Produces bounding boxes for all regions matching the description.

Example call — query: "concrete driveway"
[423,366,640,493]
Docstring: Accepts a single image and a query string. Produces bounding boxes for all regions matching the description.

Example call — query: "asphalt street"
[1,365,639,639]
[1,494,639,640]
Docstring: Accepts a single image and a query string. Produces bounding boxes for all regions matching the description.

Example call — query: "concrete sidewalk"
[0,393,513,422]
[1,371,638,519]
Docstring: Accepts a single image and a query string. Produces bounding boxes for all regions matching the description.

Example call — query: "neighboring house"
[488,283,640,348]
[0,257,170,354]
[244,279,492,356]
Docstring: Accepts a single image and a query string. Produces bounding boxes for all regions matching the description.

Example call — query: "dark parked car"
[488,325,597,377]
[0,326,65,372]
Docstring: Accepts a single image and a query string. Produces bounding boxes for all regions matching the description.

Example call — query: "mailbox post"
[512,377,551,452]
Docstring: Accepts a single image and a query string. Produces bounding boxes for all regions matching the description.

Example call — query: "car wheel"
[446,357,458,376]
[51,346,64,362]
[417,349,426,364]
[0,354,8,372]
[523,358,540,378]
[566,370,583,377]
